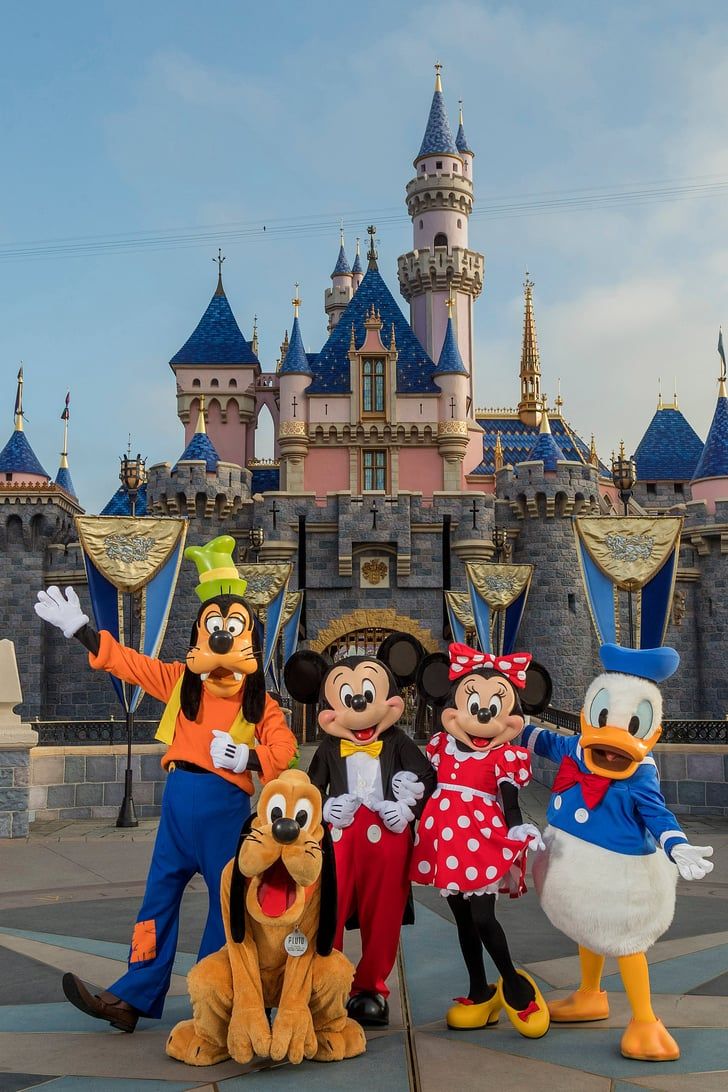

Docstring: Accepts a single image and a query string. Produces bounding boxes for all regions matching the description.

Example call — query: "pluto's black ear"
[315,822,338,956]
[416,652,451,704]
[520,662,553,715]
[377,632,424,688]
[284,651,331,705]
[229,811,257,944]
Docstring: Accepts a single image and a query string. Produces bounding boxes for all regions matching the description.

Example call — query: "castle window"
[453,162,458,172]
[436,160,442,169]
[457,218,462,228]
[646,483,657,495]
[211,378,219,388]
[363,449,387,491]
[568,593,576,614]
[419,219,423,229]
[362,357,385,415]
[434,233,448,248]
[674,482,684,494]
[228,378,237,388]
[5,472,11,481]
[192,378,201,388]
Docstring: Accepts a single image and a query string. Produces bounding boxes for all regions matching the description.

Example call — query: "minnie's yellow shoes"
[497,970,551,1039]
[446,991,502,1029]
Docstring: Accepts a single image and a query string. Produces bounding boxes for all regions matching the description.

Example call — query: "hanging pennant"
[444,591,474,647]
[239,563,292,674]
[465,563,534,656]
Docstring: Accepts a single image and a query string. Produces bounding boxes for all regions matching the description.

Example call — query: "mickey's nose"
[209,630,234,654]
[477,708,492,724]
[351,694,367,713]
[272,818,300,844]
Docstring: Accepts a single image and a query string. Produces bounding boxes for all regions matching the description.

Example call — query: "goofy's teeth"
[233,672,243,681]
[200,672,209,681]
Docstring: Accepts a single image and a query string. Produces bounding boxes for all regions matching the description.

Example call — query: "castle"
[1,67,727,728]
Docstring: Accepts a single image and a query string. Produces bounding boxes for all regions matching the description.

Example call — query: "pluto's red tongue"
[257,859,295,918]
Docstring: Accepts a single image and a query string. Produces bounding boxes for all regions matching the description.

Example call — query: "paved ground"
[1,779,727,1091]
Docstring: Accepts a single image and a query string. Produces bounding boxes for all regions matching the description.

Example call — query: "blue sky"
[1,1,727,511]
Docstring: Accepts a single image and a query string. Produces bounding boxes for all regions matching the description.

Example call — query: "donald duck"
[523,644,714,1062]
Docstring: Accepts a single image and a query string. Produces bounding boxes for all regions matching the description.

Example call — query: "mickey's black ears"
[283,650,331,704]
[520,662,553,715]
[315,823,338,956]
[229,811,257,944]
[377,632,425,687]
[416,652,451,704]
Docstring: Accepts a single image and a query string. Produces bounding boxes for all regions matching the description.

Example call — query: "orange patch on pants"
[130,918,157,963]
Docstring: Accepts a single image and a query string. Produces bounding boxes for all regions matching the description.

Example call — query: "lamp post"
[491,528,508,655]
[116,451,146,829]
[611,442,637,648]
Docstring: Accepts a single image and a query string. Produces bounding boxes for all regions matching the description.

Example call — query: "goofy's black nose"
[477,708,492,724]
[272,818,300,844]
[351,694,367,713]
[209,630,234,654]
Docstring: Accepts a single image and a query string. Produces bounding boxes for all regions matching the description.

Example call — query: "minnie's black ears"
[520,662,553,715]
[376,632,425,686]
[283,650,331,704]
[416,652,451,704]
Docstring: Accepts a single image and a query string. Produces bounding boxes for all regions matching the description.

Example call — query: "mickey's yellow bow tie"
[340,738,383,759]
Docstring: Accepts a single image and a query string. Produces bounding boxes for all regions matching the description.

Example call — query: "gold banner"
[466,563,534,610]
[575,517,683,592]
[445,591,474,627]
[75,517,188,594]
[238,564,292,610]
[258,589,302,627]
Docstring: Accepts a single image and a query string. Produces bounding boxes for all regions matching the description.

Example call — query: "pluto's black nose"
[209,630,234,654]
[272,818,300,844]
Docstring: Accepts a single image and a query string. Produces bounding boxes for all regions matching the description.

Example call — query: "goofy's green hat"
[184,535,248,603]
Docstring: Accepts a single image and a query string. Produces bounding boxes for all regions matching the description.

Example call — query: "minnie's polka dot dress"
[411,732,532,898]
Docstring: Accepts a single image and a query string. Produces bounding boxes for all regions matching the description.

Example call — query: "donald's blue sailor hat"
[599,644,679,683]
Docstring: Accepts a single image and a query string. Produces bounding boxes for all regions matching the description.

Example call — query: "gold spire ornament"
[292,283,301,319]
[589,434,599,467]
[518,274,544,426]
[252,315,259,357]
[213,248,226,295]
[14,365,24,431]
[434,61,443,92]
[195,394,207,435]
[494,431,504,471]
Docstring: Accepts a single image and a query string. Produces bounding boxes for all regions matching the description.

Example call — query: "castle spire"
[366,225,378,271]
[54,391,77,498]
[518,274,545,426]
[252,315,259,357]
[416,63,459,162]
[14,366,24,431]
[195,394,207,435]
[455,98,472,155]
[494,431,504,471]
[213,248,226,296]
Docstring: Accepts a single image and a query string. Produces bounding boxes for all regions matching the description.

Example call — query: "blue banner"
[576,542,618,646]
[467,580,492,654]
[639,549,679,649]
[282,592,304,665]
[501,584,530,655]
[262,578,289,674]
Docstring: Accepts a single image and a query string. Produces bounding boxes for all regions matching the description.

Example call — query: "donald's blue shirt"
[522,725,688,860]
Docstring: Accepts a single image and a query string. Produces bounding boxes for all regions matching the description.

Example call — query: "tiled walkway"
[1,783,727,1090]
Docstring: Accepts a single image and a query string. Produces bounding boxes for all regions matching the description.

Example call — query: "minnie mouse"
[284,634,436,1028]
[413,643,552,1038]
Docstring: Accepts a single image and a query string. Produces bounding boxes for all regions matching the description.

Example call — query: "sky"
[1,0,727,512]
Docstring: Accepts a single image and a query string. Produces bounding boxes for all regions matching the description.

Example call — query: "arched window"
[211,378,219,388]
[192,378,201,388]
[457,218,462,228]
[228,378,237,388]
[434,233,448,248]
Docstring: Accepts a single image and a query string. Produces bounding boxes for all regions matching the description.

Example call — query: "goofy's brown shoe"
[62,973,140,1033]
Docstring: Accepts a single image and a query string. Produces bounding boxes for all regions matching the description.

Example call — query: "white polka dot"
[485,866,498,880]
[331,827,342,842]
[474,810,485,822]
[504,750,516,761]
[447,882,459,892]
[494,765,501,777]
[442,827,454,841]
[517,751,528,760]
[574,808,589,824]
[518,769,529,781]
[367,824,382,843]
[432,787,441,798]
[480,827,491,838]
[440,797,451,811]
[467,838,479,852]
[446,855,459,870]
[425,815,435,830]
[433,838,439,852]
[491,815,503,828]
[417,860,431,875]
[462,791,473,803]
[457,815,471,828]
[450,773,458,780]
[502,848,513,861]
[465,866,478,881]
[453,762,460,770]
[432,755,441,768]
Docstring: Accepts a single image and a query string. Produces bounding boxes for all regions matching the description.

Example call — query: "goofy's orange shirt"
[90,630,296,794]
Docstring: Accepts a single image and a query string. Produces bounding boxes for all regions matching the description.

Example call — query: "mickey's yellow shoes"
[497,971,550,1039]
[446,990,502,1029]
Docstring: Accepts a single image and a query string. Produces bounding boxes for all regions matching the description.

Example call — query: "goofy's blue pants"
[110,767,250,1018]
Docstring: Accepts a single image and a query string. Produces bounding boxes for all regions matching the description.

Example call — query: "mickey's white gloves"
[507,822,546,852]
[392,770,425,807]
[671,842,714,881]
[34,586,89,638]
[210,731,249,774]
[374,798,415,834]
[323,794,360,829]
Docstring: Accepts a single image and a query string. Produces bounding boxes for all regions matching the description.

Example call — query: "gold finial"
[458,98,464,126]
[213,248,225,294]
[390,322,397,351]
[554,377,563,414]
[494,431,504,471]
[339,220,345,248]
[446,292,455,319]
[195,394,207,435]
[292,282,301,318]
[618,438,626,459]
[252,314,259,357]
[539,403,552,434]
[14,365,24,431]
[589,433,599,467]
[355,236,360,257]
[434,61,443,92]
[518,271,542,424]
[349,323,356,353]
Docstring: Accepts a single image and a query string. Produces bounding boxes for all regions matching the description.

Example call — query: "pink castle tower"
[324,228,354,331]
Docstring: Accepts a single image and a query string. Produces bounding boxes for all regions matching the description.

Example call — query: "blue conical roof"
[279,316,313,376]
[434,317,468,376]
[455,120,472,154]
[351,248,363,275]
[332,244,351,277]
[634,405,703,481]
[525,423,565,472]
[170,281,259,366]
[417,86,459,159]
[101,483,148,516]
[0,430,49,478]
[55,465,77,498]
[692,391,728,481]
[174,430,220,473]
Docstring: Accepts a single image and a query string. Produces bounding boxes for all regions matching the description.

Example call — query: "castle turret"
[518,275,545,426]
[434,296,470,489]
[524,406,564,472]
[455,99,473,180]
[0,368,50,486]
[690,353,728,514]
[351,237,363,292]
[397,64,484,404]
[278,288,311,493]
[325,229,353,331]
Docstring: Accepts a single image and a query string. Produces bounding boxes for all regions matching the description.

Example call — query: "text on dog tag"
[284,929,309,957]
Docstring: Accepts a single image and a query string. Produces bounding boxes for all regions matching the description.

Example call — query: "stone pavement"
[0,781,727,1091]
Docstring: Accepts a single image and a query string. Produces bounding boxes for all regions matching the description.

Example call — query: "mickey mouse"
[284,633,436,1027]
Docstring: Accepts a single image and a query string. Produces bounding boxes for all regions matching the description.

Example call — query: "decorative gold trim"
[310,609,438,654]
[437,419,468,436]
[279,420,307,437]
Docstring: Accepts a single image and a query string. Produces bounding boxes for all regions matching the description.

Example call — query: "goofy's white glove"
[374,798,415,834]
[507,822,546,852]
[34,586,89,639]
[671,843,714,881]
[323,794,360,829]
[391,770,426,808]
[209,731,249,774]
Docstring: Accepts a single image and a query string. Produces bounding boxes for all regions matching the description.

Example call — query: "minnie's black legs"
[469,894,534,1010]
[446,893,495,1004]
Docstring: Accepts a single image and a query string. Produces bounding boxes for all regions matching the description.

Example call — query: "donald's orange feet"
[548,987,610,1022]
[620,1018,680,1061]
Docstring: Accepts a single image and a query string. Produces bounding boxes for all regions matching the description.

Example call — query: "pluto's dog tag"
[284,929,309,957]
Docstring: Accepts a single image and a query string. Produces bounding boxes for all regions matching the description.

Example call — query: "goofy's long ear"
[520,662,553,715]
[180,666,203,721]
[315,823,338,956]
[377,632,424,689]
[229,811,257,944]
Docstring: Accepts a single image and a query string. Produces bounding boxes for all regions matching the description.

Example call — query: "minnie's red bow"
[448,643,532,688]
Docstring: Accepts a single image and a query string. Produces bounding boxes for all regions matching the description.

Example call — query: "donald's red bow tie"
[448,643,531,687]
[551,755,612,809]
